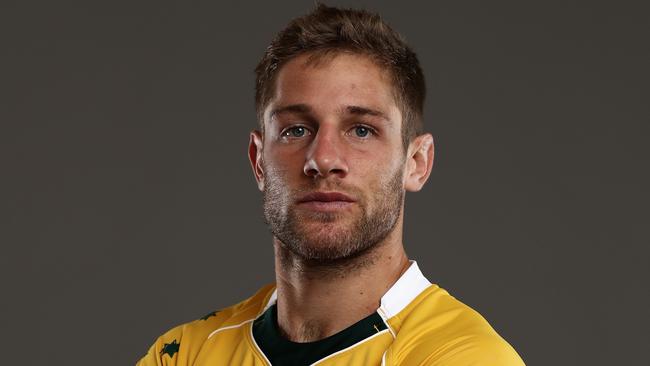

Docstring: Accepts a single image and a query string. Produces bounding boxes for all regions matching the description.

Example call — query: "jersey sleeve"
[135,325,185,366]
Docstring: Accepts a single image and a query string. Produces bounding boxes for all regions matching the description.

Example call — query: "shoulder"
[136,284,275,366]
[397,332,525,366]
[387,285,525,366]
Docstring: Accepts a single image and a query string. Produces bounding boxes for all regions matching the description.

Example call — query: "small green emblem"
[160,339,180,358]
[200,310,219,321]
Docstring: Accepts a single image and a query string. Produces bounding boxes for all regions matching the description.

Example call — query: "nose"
[303,127,349,179]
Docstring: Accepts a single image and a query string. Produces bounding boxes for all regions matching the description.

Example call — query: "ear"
[248,130,265,191]
[404,133,434,192]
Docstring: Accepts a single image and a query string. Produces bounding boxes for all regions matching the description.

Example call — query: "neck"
[273,224,410,342]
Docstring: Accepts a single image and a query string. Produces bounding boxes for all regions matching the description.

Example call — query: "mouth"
[296,191,356,212]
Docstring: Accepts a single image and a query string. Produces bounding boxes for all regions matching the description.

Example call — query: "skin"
[248,52,434,342]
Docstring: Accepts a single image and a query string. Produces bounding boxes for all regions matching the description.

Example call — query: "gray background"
[1,0,648,365]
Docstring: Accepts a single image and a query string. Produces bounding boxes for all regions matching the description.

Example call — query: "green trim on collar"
[252,304,387,365]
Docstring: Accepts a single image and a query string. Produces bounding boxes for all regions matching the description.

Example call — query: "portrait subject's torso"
[138,262,523,365]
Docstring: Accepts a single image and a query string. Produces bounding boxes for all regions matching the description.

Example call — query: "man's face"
[254,53,408,262]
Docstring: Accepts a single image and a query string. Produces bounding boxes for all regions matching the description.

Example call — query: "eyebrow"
[269,104,312,120]
[269,104,390,122]
[345,105,390,122]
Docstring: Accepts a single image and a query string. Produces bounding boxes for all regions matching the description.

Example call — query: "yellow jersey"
[137,262,524,365]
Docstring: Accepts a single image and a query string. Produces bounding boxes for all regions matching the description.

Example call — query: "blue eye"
[354,126,371,138]
[282,126,309,138]
[290,127,306,137]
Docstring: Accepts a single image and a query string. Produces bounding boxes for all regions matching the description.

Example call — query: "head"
[255,4,426,149]
[248,4,434,264]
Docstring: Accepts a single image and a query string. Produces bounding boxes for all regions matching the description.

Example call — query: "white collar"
[379,260,431,319]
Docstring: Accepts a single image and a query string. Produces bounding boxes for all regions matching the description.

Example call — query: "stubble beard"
[262,166,404,264]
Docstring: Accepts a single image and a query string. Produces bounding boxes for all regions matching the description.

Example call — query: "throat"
[281,319,328,343]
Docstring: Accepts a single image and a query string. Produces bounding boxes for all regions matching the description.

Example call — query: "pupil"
[292,127,304,137]
[356,127,368,137]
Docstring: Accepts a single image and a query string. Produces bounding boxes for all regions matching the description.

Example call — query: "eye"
[351,125,374,138]
[281,126,311,138]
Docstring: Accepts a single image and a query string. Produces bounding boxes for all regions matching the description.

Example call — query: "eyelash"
[280,124,377,139]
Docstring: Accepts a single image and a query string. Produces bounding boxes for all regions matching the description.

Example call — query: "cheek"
[265,141,306,163]
[264,147,301,174]
[354,153,402,176]
[263,157,304,191]
[361,159,405,194]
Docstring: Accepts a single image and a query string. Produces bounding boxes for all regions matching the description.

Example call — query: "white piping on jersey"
[310,328,390,366]
[381,349,388,366]
[207,289,277,342]
[376,307,396,339]
[249,320,272,366]
[207,319,254,340]
[247,289,281,366]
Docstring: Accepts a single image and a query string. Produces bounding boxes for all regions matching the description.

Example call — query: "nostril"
[304,167,319,177]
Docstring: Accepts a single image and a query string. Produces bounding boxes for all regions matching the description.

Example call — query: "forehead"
[264,52,401,124]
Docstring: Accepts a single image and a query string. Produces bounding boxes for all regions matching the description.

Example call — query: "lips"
[297,192,355,203]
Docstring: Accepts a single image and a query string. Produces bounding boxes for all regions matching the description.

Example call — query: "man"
[138,4,524,365]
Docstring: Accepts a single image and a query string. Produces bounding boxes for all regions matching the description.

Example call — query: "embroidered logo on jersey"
[160,339,180,358]
[200,310,219,321]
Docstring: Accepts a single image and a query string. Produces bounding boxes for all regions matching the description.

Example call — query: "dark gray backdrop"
[1,1,648,365]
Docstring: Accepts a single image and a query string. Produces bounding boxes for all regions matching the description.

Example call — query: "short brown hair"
[255,4,426,148]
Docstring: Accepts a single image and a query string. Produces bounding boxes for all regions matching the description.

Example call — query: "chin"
[285,228,370,261]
